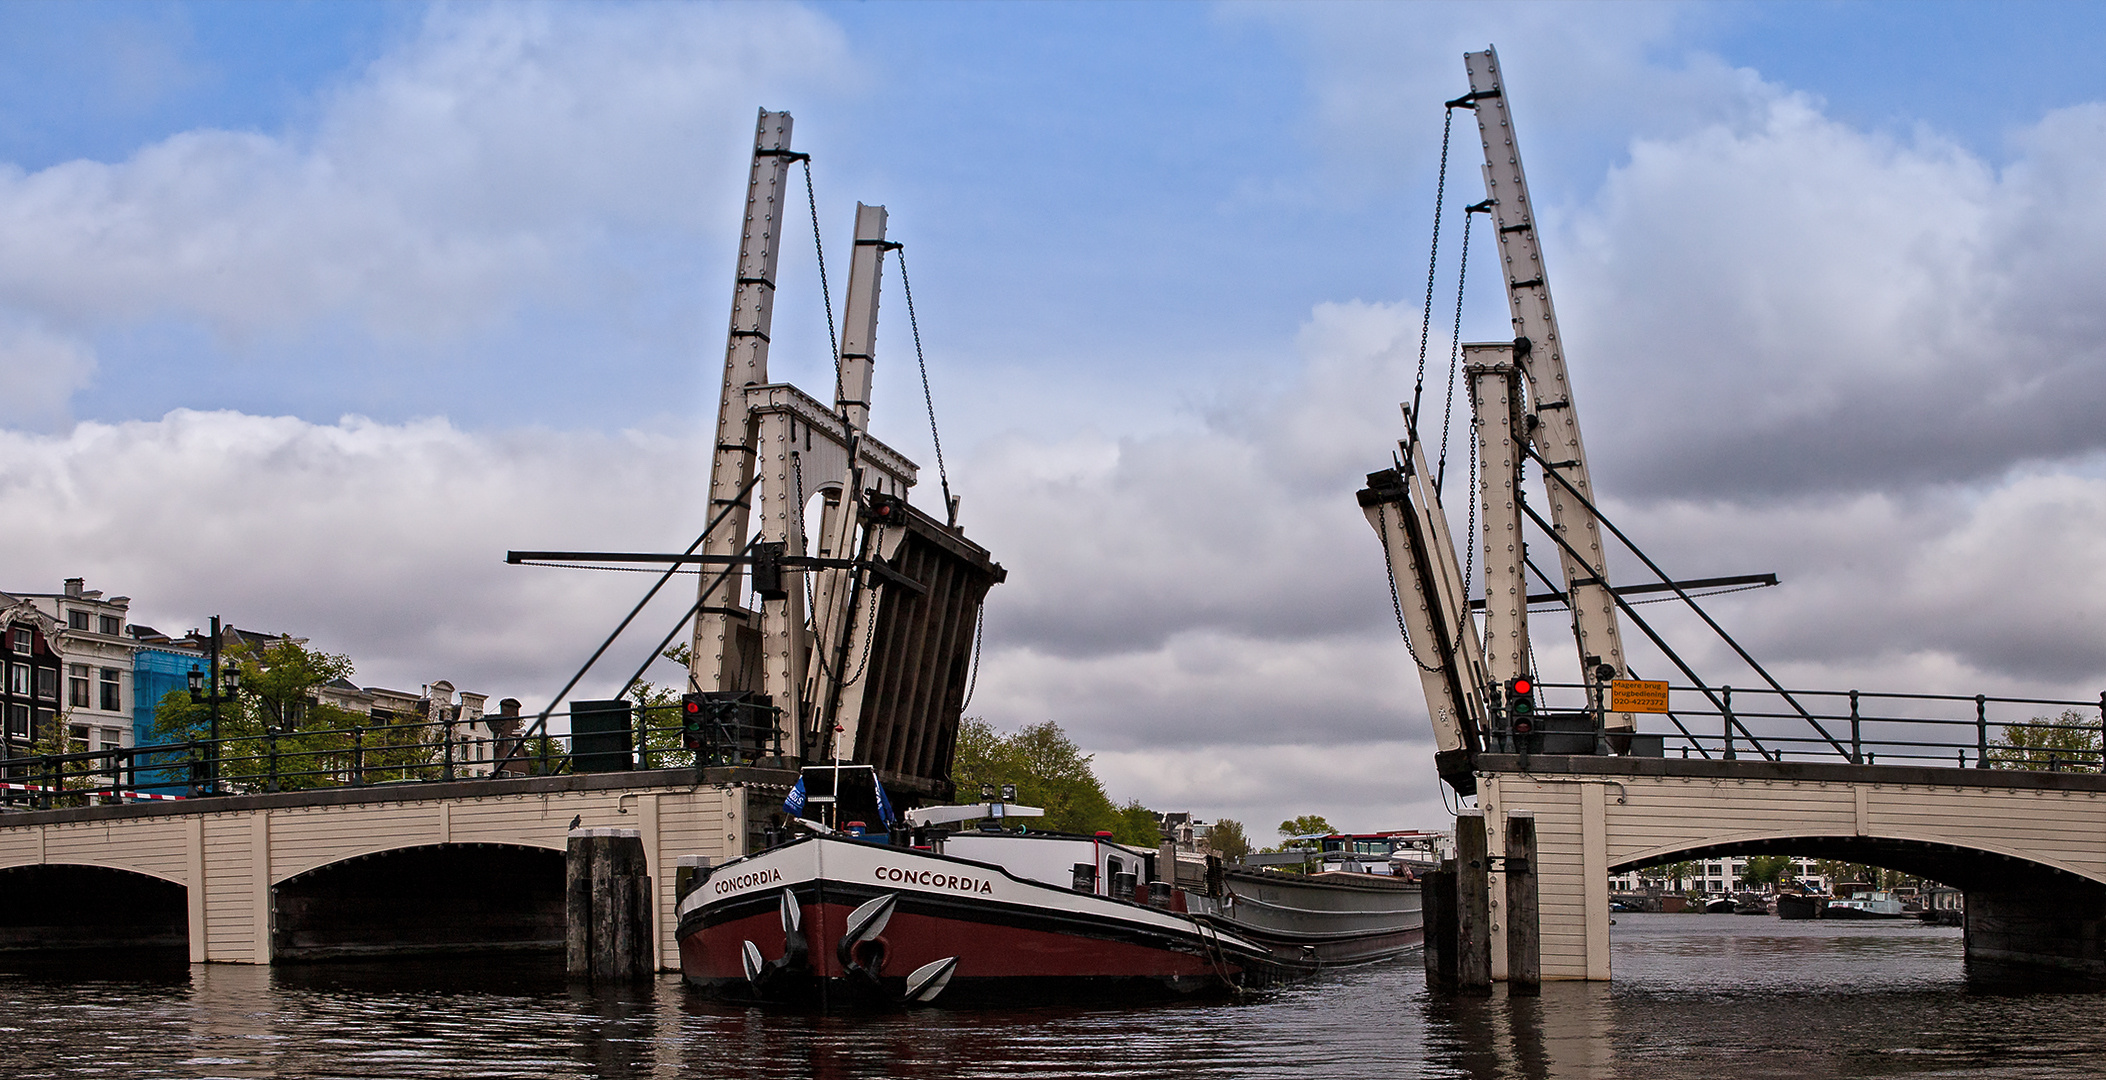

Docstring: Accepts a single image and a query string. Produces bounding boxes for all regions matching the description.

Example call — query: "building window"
[34,708,55,740]
[67,725,88,754]
[6,704,25,737]
[69,665,90,708]
[98,614,121,636]
[68,610,90,631]
[34,667,56,701]
[9,628,29,655]
[8,663,25,695]
[100,669,121,712]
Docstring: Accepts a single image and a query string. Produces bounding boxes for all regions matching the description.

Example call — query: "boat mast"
[1458,47,1631,727]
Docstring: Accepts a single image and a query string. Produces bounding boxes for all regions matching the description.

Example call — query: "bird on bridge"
[569,814,582,831]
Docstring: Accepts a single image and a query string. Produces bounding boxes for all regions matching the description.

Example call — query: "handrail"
[1526,680,2106,770]
[0,703,773,810]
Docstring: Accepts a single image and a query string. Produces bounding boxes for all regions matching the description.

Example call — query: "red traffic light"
[1510,678,1531,696]
[683,699,702,714]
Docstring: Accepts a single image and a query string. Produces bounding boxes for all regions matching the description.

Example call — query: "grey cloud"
[1558,99,2106,500]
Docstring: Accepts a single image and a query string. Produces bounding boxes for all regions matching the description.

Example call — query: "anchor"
[741,888,811,988]
[837,893,958,1006]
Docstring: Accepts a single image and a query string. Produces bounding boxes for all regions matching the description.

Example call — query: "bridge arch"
[1611,830,2104,891]
[272,842,565,961]
[0,862,187,955]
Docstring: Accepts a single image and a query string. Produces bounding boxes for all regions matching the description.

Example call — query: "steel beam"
[1461,48,1631,728]
[694,110,799,697]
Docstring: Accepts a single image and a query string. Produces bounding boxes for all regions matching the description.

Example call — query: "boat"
[1733,893,1770,915]
[1825,890,1908,919]
[1918,884,1964,926]
[1776,892,1825,920]
[676,790,1421,1008]
[1703,896,1736,913]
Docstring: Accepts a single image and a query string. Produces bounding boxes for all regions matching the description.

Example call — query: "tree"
[152,637,374,790]
[1209,818,1251,860]
[1112,799,1160,848]
[624,679,694,770]
[1277,815,1337,847]
[1740,855,1794,887]
[1986,710,2101,772]
[949,718,1125,835]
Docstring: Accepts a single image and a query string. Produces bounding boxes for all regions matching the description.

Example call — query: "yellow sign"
[1610,679,1671,714]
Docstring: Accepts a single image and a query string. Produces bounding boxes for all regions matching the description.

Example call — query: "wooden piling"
[1423,862,1458,994]
[1505,809,1540,996]
[567,828,653,982]
[1456,810,1492,996]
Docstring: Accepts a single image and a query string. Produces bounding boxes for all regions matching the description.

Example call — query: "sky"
[5,1,2106,839]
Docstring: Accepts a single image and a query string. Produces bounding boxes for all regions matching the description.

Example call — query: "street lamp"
[187,615,241,795]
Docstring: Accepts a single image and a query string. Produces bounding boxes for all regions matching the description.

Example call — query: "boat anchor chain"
[838,893,959,1006]
[741,888,812,988]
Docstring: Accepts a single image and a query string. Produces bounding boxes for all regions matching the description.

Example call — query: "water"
[2,915,2102,1078]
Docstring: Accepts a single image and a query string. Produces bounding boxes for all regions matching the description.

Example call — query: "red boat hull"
[676,837,1284,1008]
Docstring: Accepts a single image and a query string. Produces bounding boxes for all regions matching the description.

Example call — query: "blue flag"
[873,773,896,825]
[783,777,807,817]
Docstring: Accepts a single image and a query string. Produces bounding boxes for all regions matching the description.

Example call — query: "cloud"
[0,4,849,344]
[1556,98,2106,500]
[0,409,709,702]
[0,317,96,429]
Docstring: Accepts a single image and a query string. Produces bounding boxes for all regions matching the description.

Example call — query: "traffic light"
[1506,677,1535,735]
[680,694,707,750]
[866,491,910,527]
[751,541,787,601]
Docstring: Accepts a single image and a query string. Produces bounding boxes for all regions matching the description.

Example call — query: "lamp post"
[187,616,241,795]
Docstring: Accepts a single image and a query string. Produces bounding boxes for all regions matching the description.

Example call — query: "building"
[1612,856,1835,896]
[315,675,504,777]
[0,579,140,761]
[0,596,64,767]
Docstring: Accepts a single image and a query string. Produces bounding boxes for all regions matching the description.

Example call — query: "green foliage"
[1209,818,1251,859]
[1740,855,1794,887]
[1811,859,1919,891]
[1277,815,1337,846]
[625,679,695,769]
[1986,710,2100,772]
[1112,799,1161,847]
[948,718,1131,836]
[149,637,441,790]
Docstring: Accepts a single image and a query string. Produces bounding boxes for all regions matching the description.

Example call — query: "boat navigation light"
[980,782,996,801]
[1001,783,1018,802]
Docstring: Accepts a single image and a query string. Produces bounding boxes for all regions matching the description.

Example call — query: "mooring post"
[1505,810,1540,996]
[567,827,654,982]
[1457,810,1492,996]
[1423,861,1458,994]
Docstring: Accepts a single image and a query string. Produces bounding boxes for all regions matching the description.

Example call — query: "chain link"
[894,249,955,521]
[1436,202,1476,492]
[1409,108,1456,434]
[802,159,842,402]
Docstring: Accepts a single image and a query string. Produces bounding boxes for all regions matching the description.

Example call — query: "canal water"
[3,914,2103,1078]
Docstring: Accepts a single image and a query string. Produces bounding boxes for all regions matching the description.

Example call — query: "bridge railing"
[0,703,775,810]
[1529,682,2106,771]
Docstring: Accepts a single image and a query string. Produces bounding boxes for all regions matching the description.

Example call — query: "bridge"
[0,767,782,969]
[1477,752,2106,985]
[1365,47,2106,990]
